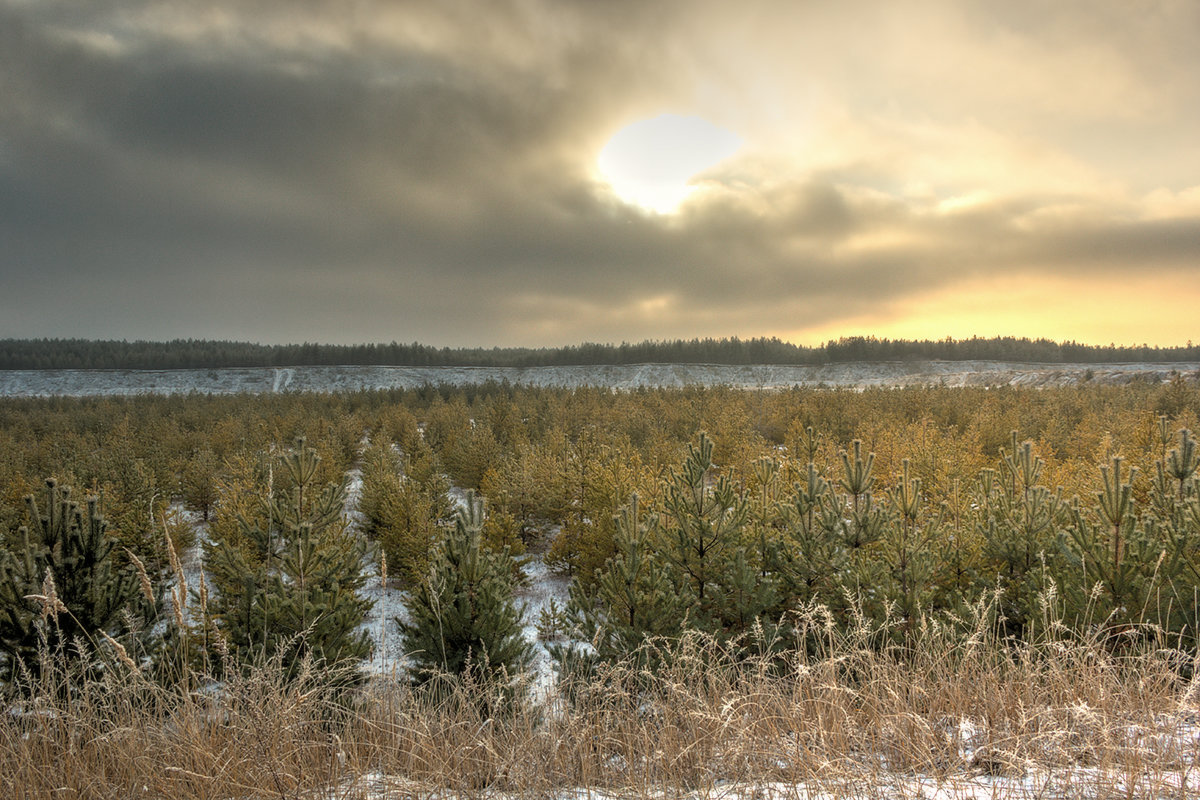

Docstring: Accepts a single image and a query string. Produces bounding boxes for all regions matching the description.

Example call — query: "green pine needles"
[554,493,685,673]
[0,479,160,684]
[397,490,532,691]
[203,439,373,680]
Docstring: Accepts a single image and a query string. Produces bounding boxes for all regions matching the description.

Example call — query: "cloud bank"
[2,0,1198,346]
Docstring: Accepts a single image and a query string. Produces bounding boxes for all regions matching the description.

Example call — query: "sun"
[597,114,742,214]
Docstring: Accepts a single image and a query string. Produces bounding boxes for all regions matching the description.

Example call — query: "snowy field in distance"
[2,361,1198,396]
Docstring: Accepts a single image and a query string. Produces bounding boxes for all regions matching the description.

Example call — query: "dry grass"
[3,604,1199,800]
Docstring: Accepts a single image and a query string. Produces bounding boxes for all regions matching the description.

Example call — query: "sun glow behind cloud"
[597,115,742,214]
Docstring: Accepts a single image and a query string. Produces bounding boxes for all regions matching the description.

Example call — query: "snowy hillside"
[1,360,1197,397]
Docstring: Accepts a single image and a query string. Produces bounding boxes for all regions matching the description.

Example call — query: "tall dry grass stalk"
[2,600,1198,799]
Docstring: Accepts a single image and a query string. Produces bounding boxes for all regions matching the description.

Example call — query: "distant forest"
[1,336,1198,370]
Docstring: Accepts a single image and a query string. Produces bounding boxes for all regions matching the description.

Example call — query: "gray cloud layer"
[2,0,1198,346]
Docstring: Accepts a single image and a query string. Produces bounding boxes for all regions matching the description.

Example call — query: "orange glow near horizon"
[784,273,1198,349]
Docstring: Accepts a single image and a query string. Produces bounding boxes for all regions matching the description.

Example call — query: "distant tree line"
[1,335,1197,371]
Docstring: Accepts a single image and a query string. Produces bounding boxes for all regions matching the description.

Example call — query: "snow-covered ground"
[322,707,1200,799]
[2,361,1197,396]
[342,462,410,678]
[329,768,1200,800]
[516,532,573,697]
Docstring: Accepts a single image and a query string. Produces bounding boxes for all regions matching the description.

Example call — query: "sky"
[1,0,1198,349]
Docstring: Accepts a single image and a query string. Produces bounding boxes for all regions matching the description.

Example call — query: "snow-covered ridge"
[2,361,1197,396]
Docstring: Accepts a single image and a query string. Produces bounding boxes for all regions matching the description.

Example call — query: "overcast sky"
[2,0,1198,347]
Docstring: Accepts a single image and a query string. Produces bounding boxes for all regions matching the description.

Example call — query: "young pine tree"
[0,479,160,683]
[775,460,845,609]
[553,493,684,673]
[397,491,532,690]
[204,439,373,679]
[1058,455,1172,635]
[976,435,1066,639]
[658,433,750,631]
[358,441,452,586]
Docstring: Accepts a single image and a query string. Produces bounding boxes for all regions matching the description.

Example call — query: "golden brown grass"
[2,602,1198,800]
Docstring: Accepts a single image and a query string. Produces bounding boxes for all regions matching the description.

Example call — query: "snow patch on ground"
[344,442,411,677]
[327,764,1200,800]
[356,566,409,678]
[169,503,213,626]
[516,533,572,696]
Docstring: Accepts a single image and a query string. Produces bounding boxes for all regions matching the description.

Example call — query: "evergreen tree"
[976,435,1066,638]
[207,451,272,567]
[714,546,780,639]
[658,433,749,628]
[831,439,889,620]
[0,479,160,683]
[180,446,219,521]
[204,439,373,679]
[1148,425,1200,622]
[1058,455,1175,635]
[553,494,684,673]
[837,439,887,555]
[397,491,532,690]
[879,459,939,632]
[359,441,452,586]
[776,460,845,608]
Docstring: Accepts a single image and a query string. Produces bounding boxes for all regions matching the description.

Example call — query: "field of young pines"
[1,376,1199,798]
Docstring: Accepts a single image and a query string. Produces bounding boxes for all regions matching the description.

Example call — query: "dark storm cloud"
[1,0,1198,346]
